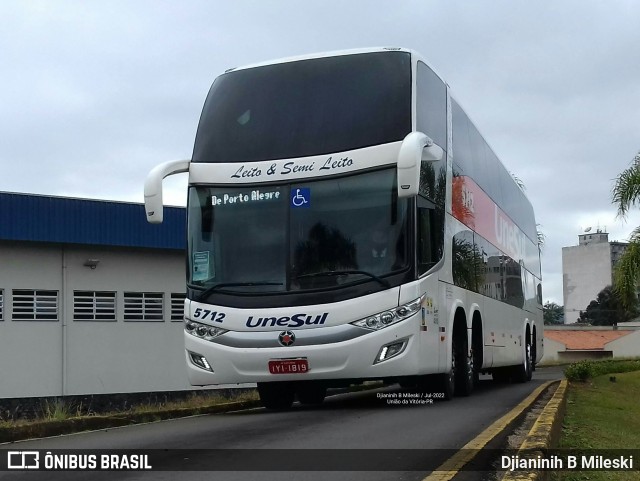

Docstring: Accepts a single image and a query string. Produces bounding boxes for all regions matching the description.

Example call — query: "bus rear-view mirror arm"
[397,132,443,198]
[144,160,191,223]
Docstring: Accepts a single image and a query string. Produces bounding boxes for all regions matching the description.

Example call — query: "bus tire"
[455,336,474,396]
[296,383,327,405]
[439,371,455,400]
[257,382,295,410]
[438,340,457,400]
[513,339,533,383]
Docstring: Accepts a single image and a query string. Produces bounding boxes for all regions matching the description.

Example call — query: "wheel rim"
[451,345,457,383]
[444,346,455,393]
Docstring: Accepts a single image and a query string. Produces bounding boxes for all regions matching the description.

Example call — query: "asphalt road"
[1,366,564,481]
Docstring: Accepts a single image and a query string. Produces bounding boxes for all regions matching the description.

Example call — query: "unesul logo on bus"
[494,206,527,262]
[246,313,329,328]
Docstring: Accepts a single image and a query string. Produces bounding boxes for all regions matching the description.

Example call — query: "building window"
[74,291,116,321]
[12,289,59,321]
[171,293,186,321]
[124,292,164,321]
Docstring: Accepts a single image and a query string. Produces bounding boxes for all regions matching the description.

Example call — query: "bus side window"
[417,196,436,275]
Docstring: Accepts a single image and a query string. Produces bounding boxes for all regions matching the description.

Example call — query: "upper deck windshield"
[192,51,412,163]
[188,169,410,304]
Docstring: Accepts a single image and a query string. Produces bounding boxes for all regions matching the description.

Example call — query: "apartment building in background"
[562,229,628,324]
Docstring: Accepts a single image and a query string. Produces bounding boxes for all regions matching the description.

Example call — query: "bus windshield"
[192,51,412,163]
[187,169,410,295]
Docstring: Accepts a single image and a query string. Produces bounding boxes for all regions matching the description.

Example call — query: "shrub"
[564,358,640,382]
[565,361,593,381]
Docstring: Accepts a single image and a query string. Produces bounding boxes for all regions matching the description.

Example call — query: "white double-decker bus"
[144,48,543,409]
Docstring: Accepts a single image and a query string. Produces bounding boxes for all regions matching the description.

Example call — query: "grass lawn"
[553,371,640,481]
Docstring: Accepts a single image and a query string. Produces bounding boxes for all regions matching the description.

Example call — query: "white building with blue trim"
[0,192,192,399]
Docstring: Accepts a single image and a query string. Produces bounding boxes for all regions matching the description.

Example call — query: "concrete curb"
[423,380,558,481]
[501,379,569,481]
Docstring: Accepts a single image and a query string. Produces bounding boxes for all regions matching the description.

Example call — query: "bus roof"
[225,47,414,73]
[222,47,448,93]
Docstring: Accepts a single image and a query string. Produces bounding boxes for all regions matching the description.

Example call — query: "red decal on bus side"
[451,176,527,262]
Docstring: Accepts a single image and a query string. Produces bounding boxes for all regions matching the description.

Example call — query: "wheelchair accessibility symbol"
[291,188,310,208]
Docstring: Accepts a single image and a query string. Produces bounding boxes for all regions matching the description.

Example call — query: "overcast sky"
[2,0,640,306]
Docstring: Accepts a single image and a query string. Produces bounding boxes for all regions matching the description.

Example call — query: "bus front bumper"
[184,316,428,385]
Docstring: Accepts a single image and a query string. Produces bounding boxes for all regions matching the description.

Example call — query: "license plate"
[268,358,309,374]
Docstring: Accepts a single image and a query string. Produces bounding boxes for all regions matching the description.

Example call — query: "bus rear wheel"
[513,340,533,383]
[433,340,458,401]
[439,370,455,400]
[454,336,474,396]
[257,382,295,410]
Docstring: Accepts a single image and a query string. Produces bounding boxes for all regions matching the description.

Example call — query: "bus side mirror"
[397,132,443,198]
[144,160,190,223]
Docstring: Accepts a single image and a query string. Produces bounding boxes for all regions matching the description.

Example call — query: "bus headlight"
[196,325,208,337]
[380,312,394,325]
[185,319,228,341]
[366,317,378,328]
[351,295,424,331]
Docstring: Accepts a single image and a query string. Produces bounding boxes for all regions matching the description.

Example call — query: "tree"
[578,286,638,326]
[612,150,640,307]
[543,301,564,325]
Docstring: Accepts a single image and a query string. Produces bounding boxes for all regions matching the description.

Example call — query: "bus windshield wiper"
[295,270,391,289]
[196,282,283,300]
